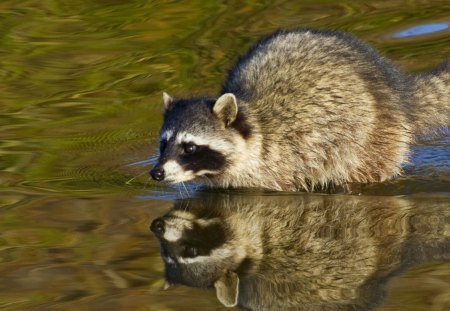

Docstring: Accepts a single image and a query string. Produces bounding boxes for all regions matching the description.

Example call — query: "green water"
[0,1,449,310]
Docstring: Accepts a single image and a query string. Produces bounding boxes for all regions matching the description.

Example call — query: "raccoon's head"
[150,210,241,307]
[149,92,251,183]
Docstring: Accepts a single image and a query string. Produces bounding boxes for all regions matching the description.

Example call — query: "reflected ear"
[162,280,174,291]
[163,92,175,112]
[213,93,238,126]
[214,270,239,307]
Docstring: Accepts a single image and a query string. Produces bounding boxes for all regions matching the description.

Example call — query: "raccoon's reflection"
[150,194,449,310]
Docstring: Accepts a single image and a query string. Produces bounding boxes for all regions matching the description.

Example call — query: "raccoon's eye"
[184,246,199,258]
[183,143,198,154]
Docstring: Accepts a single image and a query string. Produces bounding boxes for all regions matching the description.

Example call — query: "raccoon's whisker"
[187,182,194,196]
[176,184,185,199]
[188,182,197,194]
[205,175,215,188]
[125,170,149,185]
[181,181,191,197]
[123,157,157,168]
[193,183,201,192]
[183,199,192,212]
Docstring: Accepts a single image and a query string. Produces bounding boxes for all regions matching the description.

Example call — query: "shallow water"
[0,1,449,310]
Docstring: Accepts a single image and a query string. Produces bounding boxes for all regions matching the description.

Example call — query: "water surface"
[0,1,449,310]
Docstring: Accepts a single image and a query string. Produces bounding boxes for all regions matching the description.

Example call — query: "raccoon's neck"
[205,104,290,190]
[223,131,289,190]
[229,129,265,184]
[227,208,264,271]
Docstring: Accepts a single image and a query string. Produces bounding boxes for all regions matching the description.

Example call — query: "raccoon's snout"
[150,166,165,181]
[150,218,165,237]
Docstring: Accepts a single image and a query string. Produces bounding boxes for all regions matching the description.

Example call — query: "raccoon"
[150,194,450,310]
[150,28,450,191]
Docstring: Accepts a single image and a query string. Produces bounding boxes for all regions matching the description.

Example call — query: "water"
[0,1,449,310]
[153,193,449,310]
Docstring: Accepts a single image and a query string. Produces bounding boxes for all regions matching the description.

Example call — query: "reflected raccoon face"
[149,93,251,184]
[150,212,233,288]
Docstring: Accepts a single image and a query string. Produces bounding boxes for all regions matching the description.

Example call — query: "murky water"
[0,1,449,310]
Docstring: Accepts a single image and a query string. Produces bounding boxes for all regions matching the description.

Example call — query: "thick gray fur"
[157,28,450,191]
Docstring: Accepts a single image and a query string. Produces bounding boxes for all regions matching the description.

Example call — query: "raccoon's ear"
[162,92,175,112]
[214,270,239,307]
[213,93,238,126]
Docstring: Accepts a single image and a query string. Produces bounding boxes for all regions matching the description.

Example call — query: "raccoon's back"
[222,28,405,104]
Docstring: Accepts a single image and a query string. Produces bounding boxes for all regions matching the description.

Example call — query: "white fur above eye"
[176,132,210,145]
[163,255,176,264]
[175,132,233,153]
[177,247,236,264]
[161,129,173,141]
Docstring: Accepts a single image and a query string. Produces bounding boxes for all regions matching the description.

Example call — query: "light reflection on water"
[393,22,450,38]
[0,0,449,310]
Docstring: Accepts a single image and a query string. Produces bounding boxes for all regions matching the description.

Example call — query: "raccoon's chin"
[165,175,197,184]
[165,170,219,184]
[195,170,220,178]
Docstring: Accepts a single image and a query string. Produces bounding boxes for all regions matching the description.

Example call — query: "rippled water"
[0,1,449,310]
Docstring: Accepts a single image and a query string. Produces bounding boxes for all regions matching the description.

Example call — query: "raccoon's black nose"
[150,218,165,236]
[150,167,165,181]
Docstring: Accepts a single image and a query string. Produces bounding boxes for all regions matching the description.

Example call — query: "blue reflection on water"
[394,23,449,38]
